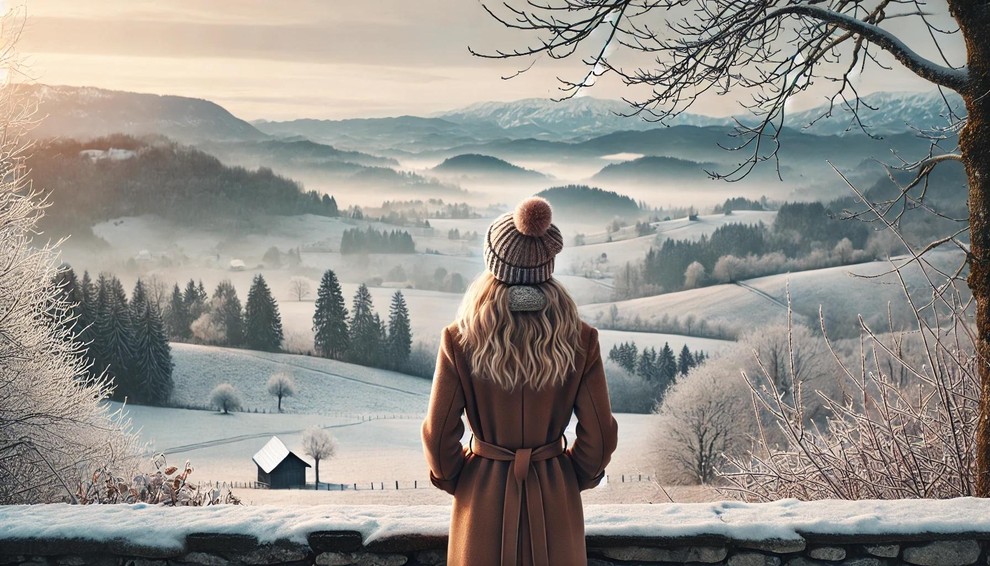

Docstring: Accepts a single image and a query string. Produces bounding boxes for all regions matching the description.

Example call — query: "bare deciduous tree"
[289,277,312,302]
[482,0,990,494]
[266,372,296,412]
[301,427,336,490]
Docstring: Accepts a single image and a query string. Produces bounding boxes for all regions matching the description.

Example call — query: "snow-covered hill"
[579,250,967,337]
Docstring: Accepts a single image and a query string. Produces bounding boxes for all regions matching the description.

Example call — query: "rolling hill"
[431,154,548,180]
[19,84,268,143]
[579,249,967,338]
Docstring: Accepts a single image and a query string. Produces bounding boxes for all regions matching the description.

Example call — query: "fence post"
[395,481,399,490]
[621,474,624,483]
[414,480,417,489]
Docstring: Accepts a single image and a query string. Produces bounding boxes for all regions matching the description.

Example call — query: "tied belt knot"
[469,434,566,566]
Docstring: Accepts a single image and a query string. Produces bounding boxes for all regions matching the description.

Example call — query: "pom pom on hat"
[513,197,554,236]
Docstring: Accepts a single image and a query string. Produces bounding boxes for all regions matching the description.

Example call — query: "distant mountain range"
[22,83,963,151]
[17,83,967,209]
[788,91,965,136]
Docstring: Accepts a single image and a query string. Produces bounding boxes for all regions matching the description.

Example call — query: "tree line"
[312,270,414,373]
[340,226,416,254]
[615,202,872,297]
[53,268,174,406]
[608,341,706,398]
[163,271,415,375]
[29,135,340,242]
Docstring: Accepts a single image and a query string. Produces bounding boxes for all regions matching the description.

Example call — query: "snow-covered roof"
[252,436,309,473]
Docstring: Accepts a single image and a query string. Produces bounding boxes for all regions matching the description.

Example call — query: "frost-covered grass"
[122,372,663,504]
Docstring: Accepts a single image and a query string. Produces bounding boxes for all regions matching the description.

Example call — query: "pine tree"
[677,345,695,376]
[165,284,190,340]
[130,279,148,322]
[313,269,349,359]
[386,291,412,371]
[347,284,380,366]
[658,343,678,384]
[184,279,206,326]
[97,275,135,401]
[244,274,284,352]
[132,300,174,405]
[76,271,99,376]
[637,347,659,381]
[212,280,244,347]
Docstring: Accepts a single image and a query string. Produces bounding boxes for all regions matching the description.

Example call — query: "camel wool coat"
[422,321,619,566]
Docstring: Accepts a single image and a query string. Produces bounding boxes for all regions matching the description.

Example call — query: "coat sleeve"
[566,327,619,491]
[421,326,467,495]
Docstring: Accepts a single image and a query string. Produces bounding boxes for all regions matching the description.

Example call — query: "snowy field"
[580,250,967,337]
[120,398,675,505]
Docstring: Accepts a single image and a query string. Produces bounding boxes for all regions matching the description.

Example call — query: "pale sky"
[15,0,965,121]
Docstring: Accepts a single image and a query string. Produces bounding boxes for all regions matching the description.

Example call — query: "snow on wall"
[4,499,990,550]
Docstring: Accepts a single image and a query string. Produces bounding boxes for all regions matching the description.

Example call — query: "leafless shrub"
[76,454,240,506]
[723,283,977,500]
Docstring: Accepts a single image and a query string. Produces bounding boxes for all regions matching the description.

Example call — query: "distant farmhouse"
[252,436,311,489]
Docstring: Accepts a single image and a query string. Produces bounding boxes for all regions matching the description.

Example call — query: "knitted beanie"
[484,197,564,284]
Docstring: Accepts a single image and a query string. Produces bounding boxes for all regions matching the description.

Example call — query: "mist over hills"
[20,83,967,215]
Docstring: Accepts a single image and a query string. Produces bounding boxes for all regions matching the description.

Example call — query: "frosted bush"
[0,26,140,503]
[724,300,977,500]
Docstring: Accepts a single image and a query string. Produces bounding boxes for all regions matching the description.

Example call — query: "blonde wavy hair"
[456,272,583,391]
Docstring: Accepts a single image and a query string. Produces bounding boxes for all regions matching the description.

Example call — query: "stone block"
[363,534,444,554]
[352,554,408,566]
[185,534,259,554]
[601,545,727,563]
[841,559,883,566]
[739,539,808,554]
[308,532,364,553]
[315,553,408,566]
[807,546,846,561]
[728,552,782,566]
[238,542,310,565]
[784,558,826,566]
[903,540,981,566]
[316,553,355,566]
[413,550,445,566]
[863,544,899,558]
[178,552,231,565]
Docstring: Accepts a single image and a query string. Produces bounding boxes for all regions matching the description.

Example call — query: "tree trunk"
[314,458,320,490]
[954,0,990,496]
[278,394,282,412]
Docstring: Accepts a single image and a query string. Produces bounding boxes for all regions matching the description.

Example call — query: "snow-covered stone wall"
[4,500,990,565]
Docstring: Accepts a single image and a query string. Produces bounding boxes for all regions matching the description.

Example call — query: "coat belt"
[469,435,566,566]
